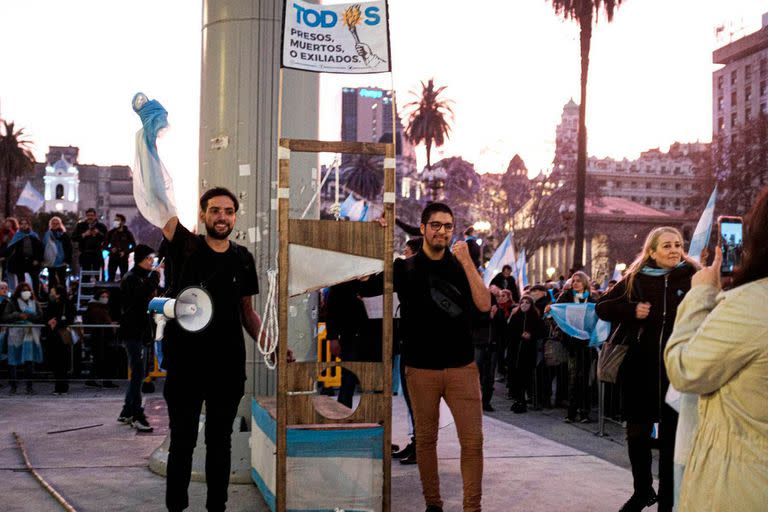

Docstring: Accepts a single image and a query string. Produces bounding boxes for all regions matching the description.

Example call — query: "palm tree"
[404,78,454,172]
[343,154,382,200]
[549,0,623,271]
[0,121,36,217]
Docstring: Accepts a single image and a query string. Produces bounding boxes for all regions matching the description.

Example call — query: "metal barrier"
[0,323,164,385]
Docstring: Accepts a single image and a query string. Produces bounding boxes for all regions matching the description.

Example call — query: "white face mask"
[112,220,121,228]
[520,302,531,313]
[20,291,32,301]
[99,297,109,305]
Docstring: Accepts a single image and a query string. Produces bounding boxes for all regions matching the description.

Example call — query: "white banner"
[282,0,391,74]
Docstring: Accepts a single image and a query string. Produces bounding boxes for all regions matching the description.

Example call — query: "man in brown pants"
[394,202,491,512]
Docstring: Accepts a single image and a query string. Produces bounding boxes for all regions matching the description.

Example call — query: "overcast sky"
[0,0,764,223]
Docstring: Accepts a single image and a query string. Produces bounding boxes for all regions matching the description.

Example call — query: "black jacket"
[105,227,136,256]
[490,272,521,302]
[5,232,44,273]
[595,263,695,422]
[119,266,160,341]
[43,297,75,342]
[72,221,108,255]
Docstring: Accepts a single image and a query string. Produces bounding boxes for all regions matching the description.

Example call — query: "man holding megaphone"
[160,187,263,512]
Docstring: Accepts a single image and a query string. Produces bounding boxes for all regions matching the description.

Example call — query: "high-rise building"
[712,13,768,143]
[340,87,415,164]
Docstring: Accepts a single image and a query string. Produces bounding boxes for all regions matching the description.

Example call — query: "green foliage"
[404,79,454,170]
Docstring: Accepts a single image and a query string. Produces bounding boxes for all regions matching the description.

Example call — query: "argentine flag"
[483,232,517,287]
[15,181,44,212]
[549,303,611,347]
[516,247,529,290]
[687,186,717,263]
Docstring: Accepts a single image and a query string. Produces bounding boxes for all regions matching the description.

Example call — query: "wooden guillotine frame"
[276,138,395,512]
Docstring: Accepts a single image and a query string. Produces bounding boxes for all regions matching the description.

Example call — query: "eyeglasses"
[208,207,236,216]
[427,221,454,232]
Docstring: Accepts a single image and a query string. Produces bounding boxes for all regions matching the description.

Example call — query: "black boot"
[393,439,414,459]
[618,488,657,512]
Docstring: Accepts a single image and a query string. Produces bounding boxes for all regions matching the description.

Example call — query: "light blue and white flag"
[483,232,517,287]
[549,303,611,347]
[339,193,369,221]
[687,186,717,263]
[611,263,624,282]
[132,92,178,228]
[15,181,44,212]
[516,247,529,290]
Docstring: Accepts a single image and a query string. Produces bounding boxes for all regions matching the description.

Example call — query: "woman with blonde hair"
[42,216,72,290]
[596,226,698,512]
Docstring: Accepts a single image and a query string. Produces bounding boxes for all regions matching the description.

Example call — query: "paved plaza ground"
[0,381,657,511]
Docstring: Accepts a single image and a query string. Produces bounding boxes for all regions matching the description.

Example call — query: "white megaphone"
[148,286,213,341]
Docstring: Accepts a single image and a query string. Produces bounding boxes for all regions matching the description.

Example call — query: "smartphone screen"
[719,217,743,275]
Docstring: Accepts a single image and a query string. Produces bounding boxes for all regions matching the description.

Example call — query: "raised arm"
[162,216,179,242]
[453,241,491,312]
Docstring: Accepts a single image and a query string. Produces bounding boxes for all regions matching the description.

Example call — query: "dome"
[53,155,70,173]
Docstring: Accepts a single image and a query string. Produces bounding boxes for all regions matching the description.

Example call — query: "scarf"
[639,261,687,277]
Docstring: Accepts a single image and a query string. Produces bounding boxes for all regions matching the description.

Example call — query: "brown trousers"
[406,362,484,511]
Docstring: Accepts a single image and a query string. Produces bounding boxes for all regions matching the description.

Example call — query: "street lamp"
[546,267,556,279]
[559,202,576,273]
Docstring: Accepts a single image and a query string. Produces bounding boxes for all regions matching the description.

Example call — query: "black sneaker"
[563,416,576,423]
[511,402,527,414]
[425,506,443,512]
[482,403,495,412]
[132,414,153,432]
[400,451,417,465]
[618,488,657,512]
[117,407,133,424]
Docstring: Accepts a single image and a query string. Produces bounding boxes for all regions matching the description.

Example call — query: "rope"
[257,254,279,370]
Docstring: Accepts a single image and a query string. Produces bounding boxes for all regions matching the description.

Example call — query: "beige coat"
[664,279,768,512]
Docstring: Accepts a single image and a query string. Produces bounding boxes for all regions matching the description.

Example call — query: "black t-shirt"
[162,223,258,381]
[395,250,476,369]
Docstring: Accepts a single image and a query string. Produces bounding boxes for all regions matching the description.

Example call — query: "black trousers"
[566,341,593,419]
[50,336,71,393]
[474,344,497,406]
[164,374,244,512]
[626,404,678,512]
[108,255,129,281]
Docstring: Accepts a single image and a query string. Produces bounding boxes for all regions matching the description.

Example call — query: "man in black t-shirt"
[395,203,491,512]
[161,187,262,512]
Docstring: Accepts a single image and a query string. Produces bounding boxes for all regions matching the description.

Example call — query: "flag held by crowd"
[15,181,44,212]
[549,303,611,347]
[687,186,717,263]
[483,232,516,287]
[339,193,370,221]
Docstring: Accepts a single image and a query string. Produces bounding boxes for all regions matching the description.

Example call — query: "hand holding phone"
[717,216,743,276]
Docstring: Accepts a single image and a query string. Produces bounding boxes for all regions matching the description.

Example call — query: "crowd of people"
[0,210,161,431]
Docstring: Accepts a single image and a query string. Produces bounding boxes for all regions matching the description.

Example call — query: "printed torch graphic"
[343,4,362,43]
[343,3,386,68]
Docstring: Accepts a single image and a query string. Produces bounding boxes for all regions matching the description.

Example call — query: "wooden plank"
[281,138,387,156]
[382,142,395,512]
[256,396,380,429]
[289,219,384,259]
[276,151,290,512]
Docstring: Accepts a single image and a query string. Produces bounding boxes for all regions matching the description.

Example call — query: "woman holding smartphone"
[664,189,768,512]
[596,227,698,512]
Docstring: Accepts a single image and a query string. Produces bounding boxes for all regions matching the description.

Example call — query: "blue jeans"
[123,338,145,416]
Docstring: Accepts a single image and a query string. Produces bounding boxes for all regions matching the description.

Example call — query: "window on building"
[718,96,724,110]
[615,166,624,172]
[718,117,725,131]
[718,75,724,91]
[674,166,681,174]
[731,91,737,106]
[731,112,738,128]
[55,184,64,200]
[597,180,607,187]
[660,198,667,207]
[615,181,622,189]
[675,183,681,191]
[646,165,652,172]
[746,64,752,81]
[631,181,637,188]
[762,58,768,78]
[675,198,682,207]
[746,86,752,102]
[645,197,652,205]
[731,70,737,85]
[631,196,637,202]
[660,183,667,190]
[645,182,652,189]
